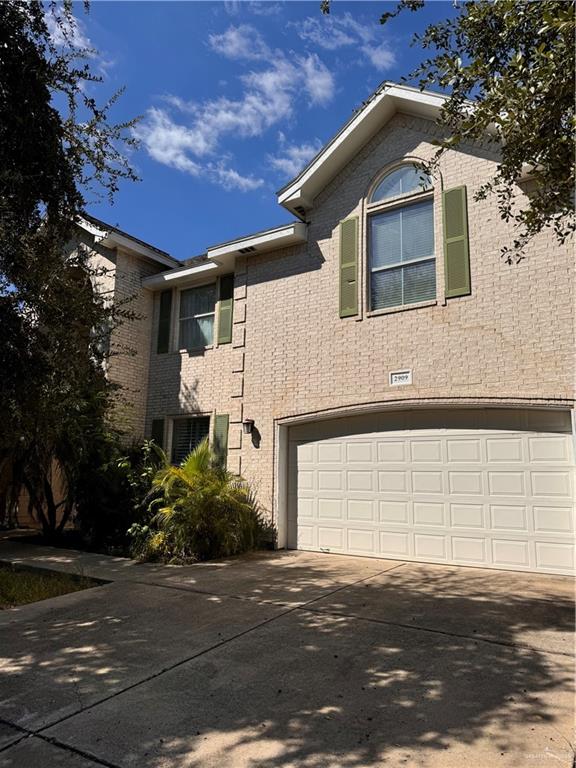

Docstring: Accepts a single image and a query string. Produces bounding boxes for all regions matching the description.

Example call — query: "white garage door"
[288,409,575,575]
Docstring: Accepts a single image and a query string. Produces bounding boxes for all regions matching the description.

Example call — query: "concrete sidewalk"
[0,540,574,768]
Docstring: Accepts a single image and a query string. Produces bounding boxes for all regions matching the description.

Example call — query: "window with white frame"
[171,416,210,465]
[179,284,216,349]
[368,164,435,311]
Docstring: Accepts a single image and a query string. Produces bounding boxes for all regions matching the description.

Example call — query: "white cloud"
[208,24,270,61]
[133,111,264,191]
[209,163,264,191]
[248,2,283,16]
[292,12,396,72]
[223,1,240,16]
[269,136,322,178]
[362,42,396,71]
[45,10,92,50]
[133,108,204,172]
[299,54,334,106]
[296,16,355,51]
[137,25,335,191]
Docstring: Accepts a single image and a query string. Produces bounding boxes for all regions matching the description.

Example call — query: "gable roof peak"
[277,81,448,219]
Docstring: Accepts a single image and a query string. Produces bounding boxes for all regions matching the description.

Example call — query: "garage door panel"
[318,527,344,550]
[298,470,315,490]
[490,505,528,532]
[535,542,574,571]
[414,533,447,560]
[291,409,575,575]
[347,499,375,522]
[452,536,487,563]
[412,471,443,494]
[347,470,374,492]
[317,443,343,463]
[379,500,410,525]
[413,502,444,527]
[297,497,314,519]
[528,436,571,463]
[492,539,530,568]
[317,498,343,520]
[410,440,443,462]
[346,442,373,462]
[380,530,410,556]
[378,470,408,493]
[450,503,485,529]
[447,439,482,463]
[533,506,574,534]
[530,471,572,498]
[485,437,524,463]
[317,471,342,491]
[297,524,315,548]
[488,471,525,496]
[448,471,483,495]
[347,529,376,554]
[377,441,407,462]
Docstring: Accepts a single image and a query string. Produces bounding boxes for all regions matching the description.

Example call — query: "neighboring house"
[76,214,180,438]
[80,82,575,576]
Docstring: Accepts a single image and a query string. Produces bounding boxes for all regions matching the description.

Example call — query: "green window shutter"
[443,186,471,298]
[339,217,358,318]
[151,418,165,449]
[157,290,172,353]
[212,414,229,468]
[217,274,234,345]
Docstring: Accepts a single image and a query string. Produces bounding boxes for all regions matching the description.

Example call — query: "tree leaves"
[379,0,575,262]
[0,2,139,533]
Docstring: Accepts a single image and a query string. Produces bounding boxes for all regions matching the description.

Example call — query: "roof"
[143,221,307,290]
[277,82,449,218]
[80,214,179,268]
[183,253,209,266]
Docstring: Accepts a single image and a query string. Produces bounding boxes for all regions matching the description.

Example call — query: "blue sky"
[68,1,453,261]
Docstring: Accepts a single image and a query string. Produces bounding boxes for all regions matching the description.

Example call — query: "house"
[78,82,575,576]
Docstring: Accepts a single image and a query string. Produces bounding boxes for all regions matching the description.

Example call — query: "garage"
[287,408,575,575]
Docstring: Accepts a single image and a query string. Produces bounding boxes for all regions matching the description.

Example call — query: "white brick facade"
[142,110,574,525]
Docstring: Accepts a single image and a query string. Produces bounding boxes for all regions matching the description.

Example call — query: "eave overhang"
[277,83,449,219]
[78,217,178,269]
[143,221,307,290]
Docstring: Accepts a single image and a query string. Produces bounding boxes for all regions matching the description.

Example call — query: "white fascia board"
[207,222,307,262]
[77,216,108,240]
[99,231,177,268]
[277,84,447,212]
[78,218,177,268]
[143,262,219,290]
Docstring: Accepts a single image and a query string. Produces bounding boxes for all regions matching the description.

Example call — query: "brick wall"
[107,249,161,439]
[145,112,575,521]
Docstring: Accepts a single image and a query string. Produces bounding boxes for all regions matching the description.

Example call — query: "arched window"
[368,164,435,310]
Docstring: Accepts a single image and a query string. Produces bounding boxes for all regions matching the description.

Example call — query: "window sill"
[178,345,213,354]
[367,299,437,318]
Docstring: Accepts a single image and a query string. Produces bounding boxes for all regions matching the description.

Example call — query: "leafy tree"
[323,0,575,262]
[0,1,138,536]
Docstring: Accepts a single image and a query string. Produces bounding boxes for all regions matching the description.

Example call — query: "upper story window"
[368,164,435,311]
[179,284,216,349]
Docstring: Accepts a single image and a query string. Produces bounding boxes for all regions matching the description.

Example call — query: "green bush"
[74,438,165,553]
[130,439,274,563]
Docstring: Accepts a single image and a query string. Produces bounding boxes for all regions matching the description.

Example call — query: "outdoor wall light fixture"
[242,419,255,435]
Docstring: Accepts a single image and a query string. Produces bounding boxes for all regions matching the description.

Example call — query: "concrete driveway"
[0,542,573,768]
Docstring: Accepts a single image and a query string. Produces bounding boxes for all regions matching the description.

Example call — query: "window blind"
[179,284,216,349]
[171,417,210,465]
[370,198,435,310]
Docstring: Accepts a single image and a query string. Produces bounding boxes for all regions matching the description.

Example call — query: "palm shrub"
[132,438,274,563]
